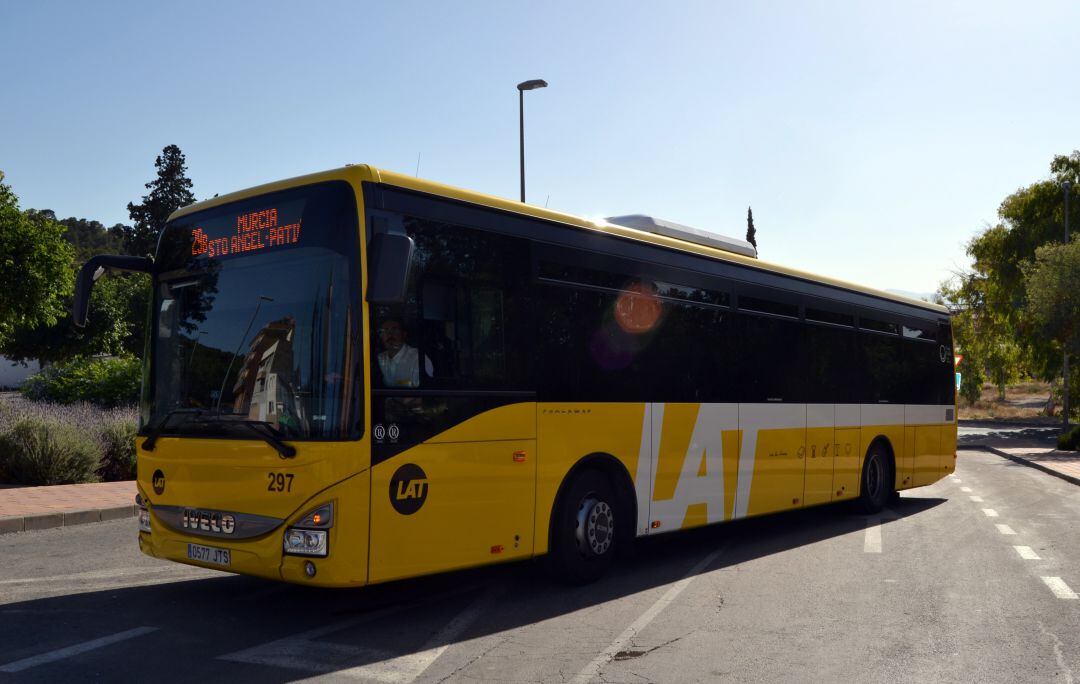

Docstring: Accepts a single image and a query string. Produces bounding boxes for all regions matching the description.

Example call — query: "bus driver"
[376,318,433,388]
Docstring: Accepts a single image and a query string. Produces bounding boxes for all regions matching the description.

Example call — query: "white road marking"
[864,522,882,553]
[960,487,972,493]
[0,627,159,673]
[333,587,501,682]
[222,585,499,682]
[1042,577,1079,600]
[969,496,984,502]
[952,478,962,483]
[982,509,999,517]
[995,524,1016,535]
[572,543,728,684]
[1014,546,1041,560]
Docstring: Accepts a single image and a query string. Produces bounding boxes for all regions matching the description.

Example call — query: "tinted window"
[939,322,956,404]
[902,322,935,340]
[739,295,799,318]
[370,216,534,459]
[861,331,903,402]
[737,313,805,402]
[640,301,734,402]
[806,307,855,327]
[806,322,857,403]
[903,337,941,404]
[860,317,900,335]
[539,261,728,307]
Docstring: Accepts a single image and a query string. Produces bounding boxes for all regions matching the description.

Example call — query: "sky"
[2,1,1077,295]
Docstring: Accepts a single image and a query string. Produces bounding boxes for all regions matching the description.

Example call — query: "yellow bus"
[74,165,957,586]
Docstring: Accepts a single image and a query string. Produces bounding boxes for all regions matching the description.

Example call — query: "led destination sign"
[191,206,302,259]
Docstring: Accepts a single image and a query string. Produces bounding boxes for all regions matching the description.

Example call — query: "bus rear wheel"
[859,445,893,514]
[547,469,618,584]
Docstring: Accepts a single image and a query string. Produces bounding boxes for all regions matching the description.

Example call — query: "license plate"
[187,543,231,567]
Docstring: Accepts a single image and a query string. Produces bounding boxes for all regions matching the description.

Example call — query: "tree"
[1024,237,1080,419]
[745,206,757,249]
[0,172,75,349]
[1,274,150,365]
[940,151,1080,402]
[123,144,195,257]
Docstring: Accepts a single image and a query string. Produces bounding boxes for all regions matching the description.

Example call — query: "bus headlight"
[284,529,327,556]
[136,494,151,533]
[283,502,333,557]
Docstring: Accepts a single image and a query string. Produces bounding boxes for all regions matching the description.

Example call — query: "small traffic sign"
[954,354,964,367]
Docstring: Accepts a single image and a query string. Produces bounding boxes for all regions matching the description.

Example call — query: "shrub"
[0,397,137,484]
[21,356,140,407]
[1059,426,1080,452]
[0,417,101,485]
[98,418,137,481]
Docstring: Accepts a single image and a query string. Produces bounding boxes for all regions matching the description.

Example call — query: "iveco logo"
[182,508,236,534]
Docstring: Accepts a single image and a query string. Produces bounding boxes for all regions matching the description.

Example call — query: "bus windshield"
[145,181,362,441]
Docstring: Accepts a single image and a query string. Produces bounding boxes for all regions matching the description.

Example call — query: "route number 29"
[267,472,294,492]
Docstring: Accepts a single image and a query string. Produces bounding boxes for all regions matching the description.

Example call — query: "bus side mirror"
[367,233,414,304]
[73,254,153,327]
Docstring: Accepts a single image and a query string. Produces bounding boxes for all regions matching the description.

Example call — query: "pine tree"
[745,206,757,250]
[123,145,195,257]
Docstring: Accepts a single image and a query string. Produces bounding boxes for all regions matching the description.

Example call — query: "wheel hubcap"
[867,455,882,499]
[575,497,614,557]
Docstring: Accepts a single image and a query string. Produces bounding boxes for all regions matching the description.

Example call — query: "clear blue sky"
[2,1,1076,294]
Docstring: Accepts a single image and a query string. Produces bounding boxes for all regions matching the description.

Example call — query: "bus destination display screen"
[190,201,303,259]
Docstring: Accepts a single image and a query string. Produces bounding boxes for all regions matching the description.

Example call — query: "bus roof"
[169,164,949,316]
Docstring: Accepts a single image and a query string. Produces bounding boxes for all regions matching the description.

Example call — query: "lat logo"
[389,463,428,515]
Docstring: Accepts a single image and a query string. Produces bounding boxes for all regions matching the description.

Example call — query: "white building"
[0,356,39,389]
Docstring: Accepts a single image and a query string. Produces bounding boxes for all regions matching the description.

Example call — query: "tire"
[546,469,619,584]
[859,445,893,514]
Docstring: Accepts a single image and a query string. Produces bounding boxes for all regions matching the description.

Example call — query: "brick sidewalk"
[984,447,1080,487]
[0,481,137,534]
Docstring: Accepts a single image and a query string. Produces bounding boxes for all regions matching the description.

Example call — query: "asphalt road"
[2,449,1079,683]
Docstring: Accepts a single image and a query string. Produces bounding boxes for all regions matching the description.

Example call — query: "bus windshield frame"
[143,180,364,442]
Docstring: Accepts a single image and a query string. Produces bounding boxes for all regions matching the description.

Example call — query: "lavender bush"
[0,394,138,485]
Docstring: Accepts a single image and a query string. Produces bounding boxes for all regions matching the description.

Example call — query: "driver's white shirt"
[377,344,432,387]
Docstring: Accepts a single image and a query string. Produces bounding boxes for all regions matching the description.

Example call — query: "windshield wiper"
[228,419,297,459]
[141,408,206,451]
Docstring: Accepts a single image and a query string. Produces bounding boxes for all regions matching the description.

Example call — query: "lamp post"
[1063,181,1072,428]
[517,79,548,203]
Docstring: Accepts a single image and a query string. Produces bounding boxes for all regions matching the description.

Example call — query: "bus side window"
[859,320,903,403]
[403,216,533,392]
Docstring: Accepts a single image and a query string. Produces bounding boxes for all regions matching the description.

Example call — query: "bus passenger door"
[368,401,536,583]
[365,214,537,583]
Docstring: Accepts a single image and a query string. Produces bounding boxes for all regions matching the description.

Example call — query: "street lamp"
[517,79,548,203]
[1062,180,1072,428]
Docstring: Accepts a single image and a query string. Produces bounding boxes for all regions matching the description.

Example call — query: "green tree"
[745,206,757,249]
[0,172,75,349]
[1024,237,1080,419]
[2,274,149,365]
[1025,237,1080,357]
[939,274,1019,403]
[941,151,1079,401]
[967,152,1079,379]
[123,144,195,257]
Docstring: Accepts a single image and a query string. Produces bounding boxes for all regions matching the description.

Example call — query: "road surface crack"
[612,634,686,662]
[1037,619,1074,684]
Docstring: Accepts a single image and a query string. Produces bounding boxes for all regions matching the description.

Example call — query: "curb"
[975,445,1080,488]
[0,505,136,535]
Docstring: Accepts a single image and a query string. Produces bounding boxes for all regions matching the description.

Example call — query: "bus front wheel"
[859,445,893,514]
[546,469,618,584]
